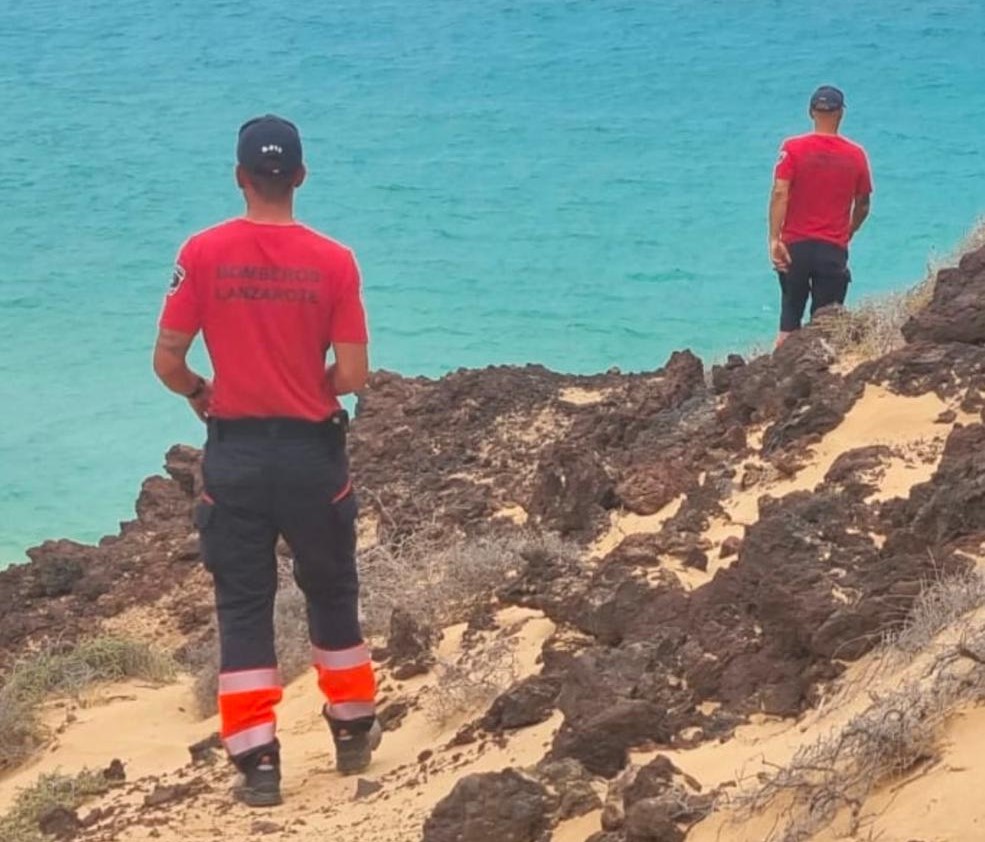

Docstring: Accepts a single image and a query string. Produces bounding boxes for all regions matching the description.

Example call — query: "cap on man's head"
[237,115,303,177]
[810,85,845,112]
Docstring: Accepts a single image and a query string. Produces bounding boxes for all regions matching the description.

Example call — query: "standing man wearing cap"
[768,85,873,346]
[152,115,380,807]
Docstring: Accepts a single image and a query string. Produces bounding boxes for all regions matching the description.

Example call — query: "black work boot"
[324,709,382,776]
[232,744,283,807]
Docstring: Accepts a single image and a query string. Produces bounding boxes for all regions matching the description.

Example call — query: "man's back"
[776,133,872,248]
[161,218,367,420]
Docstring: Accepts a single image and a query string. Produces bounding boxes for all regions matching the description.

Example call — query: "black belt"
[208,411,348,444]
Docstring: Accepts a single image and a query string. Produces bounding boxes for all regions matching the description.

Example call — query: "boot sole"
[234,787,283,808]
[337,747,372,776]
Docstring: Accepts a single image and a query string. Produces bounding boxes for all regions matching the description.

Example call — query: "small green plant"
[0,769,112,842]
[0,637,176,770]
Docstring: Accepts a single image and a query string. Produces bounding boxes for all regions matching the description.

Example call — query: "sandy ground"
[3,383,983,841]
[0,608,558,841]
[0,679,203,814]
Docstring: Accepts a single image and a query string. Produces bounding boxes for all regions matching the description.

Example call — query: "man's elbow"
[152,350,180,383]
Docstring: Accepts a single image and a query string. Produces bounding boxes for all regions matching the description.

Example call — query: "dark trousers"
[195,417,362,673]
[778,239,851,332]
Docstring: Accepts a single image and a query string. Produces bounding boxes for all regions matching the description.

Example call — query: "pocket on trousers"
[332,487,358,527]
[193,497,216,531]
[193,497,216,572]
[330,485,359,557]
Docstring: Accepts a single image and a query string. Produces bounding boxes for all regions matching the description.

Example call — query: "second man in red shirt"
[768,85,873,347]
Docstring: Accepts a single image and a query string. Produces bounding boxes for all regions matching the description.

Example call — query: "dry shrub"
[823,216,985,361]
[730,570,985,841]
[0,638,176,770]
[884,567,985,657]
[359,529,573,638]
[422,635,520,726]
[737,669,973,842]
[0,768,113,842]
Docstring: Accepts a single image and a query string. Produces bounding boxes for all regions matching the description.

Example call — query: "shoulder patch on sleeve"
[776,148,788,165]
[168,263,186,296]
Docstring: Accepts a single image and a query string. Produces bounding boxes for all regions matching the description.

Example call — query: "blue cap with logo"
[810,86,845,112]
[237,114,303,177]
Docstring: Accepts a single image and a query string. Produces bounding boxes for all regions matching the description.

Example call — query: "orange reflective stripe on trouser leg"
[312,643,377,720]
[217,667,283,757]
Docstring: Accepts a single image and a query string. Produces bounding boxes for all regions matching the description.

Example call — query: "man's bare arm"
[850,194,871,238]
[153,329,201,394]
[327,342,369,395]
[768,178,792,271]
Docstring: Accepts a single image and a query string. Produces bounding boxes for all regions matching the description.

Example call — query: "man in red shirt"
[153,115,379,807]
[768,85,873,346]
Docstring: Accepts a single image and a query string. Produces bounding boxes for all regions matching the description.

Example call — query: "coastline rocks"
[902,244,985,345]
[0,446,208,665]
[720,328,863,453]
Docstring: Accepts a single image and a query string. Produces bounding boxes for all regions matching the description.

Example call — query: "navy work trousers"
[194,417,362,673]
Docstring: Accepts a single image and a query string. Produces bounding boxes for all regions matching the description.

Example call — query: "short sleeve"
[330,251,369,343]
[774,141,794,181]
[158,238,203,334]
[856,151,873,196]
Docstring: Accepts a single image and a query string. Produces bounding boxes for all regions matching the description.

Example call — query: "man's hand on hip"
[770,238,791,273]
[187,379,214,422]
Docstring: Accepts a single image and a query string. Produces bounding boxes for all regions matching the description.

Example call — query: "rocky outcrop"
[0,445,209,665]
[8,239,985,842]
[902,246,985,345]
[421,769,553,842]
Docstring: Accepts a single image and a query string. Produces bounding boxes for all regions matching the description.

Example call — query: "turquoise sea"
[1,0,984,563]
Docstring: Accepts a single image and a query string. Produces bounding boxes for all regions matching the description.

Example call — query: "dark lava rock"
[26,546,85,598]
[616,460,692,516]
[534,758,602,820]
[721,328,862,453]
[857,341,985,401]
[824,445,892,497]
[682,547,708,571]
[710,354,747,395]
[188,733,223,765]
[603,533,665,568]
[354,778,383,800]
[143,784,191,809]
[902,244,985,345]
[482,675,561,731]
[884,422,985,550]
[386,607,437,666]
[392,660,431,680]
[102,758,126,782]
[552,643,695,777]
[38,806,80,839]
[422,769,553,842]
[378,701,410,732]
[623,756,677,807]
[529,444,614,537]
[719,536,742,559]
[0,445,210,668]
[624,798,685,842]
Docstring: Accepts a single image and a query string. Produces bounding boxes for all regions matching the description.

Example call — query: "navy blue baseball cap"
[237,114,303,177]
[810,86,845,112]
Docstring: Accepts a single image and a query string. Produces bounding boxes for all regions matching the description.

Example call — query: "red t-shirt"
[159,218,368,420]
[774,133,873,248]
